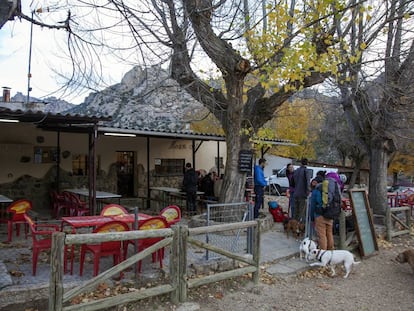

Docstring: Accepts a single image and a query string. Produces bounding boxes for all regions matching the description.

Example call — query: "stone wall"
[0,165,117,212]
[0,163,185,213]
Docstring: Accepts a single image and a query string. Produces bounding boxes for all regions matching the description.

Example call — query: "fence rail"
[386,206,412,240]
[49,219,260,310]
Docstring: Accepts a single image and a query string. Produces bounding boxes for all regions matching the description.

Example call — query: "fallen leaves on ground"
[298,266,332,279]
[9,269,24,277]
[377,238,394,249]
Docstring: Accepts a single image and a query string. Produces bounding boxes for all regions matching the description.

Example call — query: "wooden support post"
[386,207,392,241]
[405,208,411,231]
[179,225,188,302]
[49,232,65,311]
[252,221,261,284]
[339,209,346,249]
[170,225,180,304]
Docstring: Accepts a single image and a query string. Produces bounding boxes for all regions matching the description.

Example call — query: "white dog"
[299,237,317,261]
[307,248,360,278]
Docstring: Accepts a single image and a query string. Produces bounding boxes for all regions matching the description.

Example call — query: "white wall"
[0,122,227,184]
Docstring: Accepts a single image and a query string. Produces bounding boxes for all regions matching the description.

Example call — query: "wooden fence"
[386,205,412,240]
[49,220,260,311]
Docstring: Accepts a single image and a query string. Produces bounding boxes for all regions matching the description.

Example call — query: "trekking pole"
[305,197,311,238]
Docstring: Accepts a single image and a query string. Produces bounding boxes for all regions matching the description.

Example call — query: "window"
[71,154,101,176]
[33,146,58,164]
[154,158,185,176]
[72,154,87,176]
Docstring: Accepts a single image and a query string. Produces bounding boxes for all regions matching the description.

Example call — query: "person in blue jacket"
[254,158,267,219]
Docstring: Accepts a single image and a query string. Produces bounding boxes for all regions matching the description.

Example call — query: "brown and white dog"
[395,249,414,273]
[284,218,305,239]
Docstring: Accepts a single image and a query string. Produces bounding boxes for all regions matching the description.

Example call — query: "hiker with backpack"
[310,172,344,250]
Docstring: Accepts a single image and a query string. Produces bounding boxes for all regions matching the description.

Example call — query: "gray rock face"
[66,65,206,131]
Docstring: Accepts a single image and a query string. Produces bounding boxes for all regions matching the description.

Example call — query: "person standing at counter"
[182,162,198,215]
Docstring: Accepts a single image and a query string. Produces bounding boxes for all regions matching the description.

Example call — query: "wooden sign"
[349,189,378,257]
[238,150,253,173]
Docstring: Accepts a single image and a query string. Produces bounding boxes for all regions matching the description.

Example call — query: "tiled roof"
[99,126,295,145]
[0,107,111,124]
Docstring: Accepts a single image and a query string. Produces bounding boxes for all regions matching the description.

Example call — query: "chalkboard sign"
[238,150,253,173]
[349,189,378,257]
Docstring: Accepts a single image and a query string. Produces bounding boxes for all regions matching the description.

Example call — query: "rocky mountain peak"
[66,65,206,132]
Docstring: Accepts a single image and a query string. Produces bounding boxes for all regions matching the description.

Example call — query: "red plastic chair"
[24,214,60,275]
[100,204,129,216]
[66,192,90,216]
[6,199,32,242]
[160,205,181,225]
[50,190,68,219]
[79,220,129,277]
[125,216,169,273]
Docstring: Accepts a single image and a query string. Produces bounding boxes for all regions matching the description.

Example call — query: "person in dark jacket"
[200,172,215,200]
[254,158,267,219]
[182,162,198,214]
[293,158,311,223]
[286,163,295,218]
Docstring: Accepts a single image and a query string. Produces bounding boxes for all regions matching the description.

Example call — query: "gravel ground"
[129,228,414,311]
[186,234,414,311]
[3,196,414,311]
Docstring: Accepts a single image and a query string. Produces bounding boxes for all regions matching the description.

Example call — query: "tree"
[269,98,319,160]
[333,0,414,214]
[21,0,362,203]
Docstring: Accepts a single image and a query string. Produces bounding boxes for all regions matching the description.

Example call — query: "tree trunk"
[368,144,389,215]
[349,164,360,189]
[218,79,250,203]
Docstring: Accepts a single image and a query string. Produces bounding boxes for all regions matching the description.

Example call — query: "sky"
[0,1,132,105]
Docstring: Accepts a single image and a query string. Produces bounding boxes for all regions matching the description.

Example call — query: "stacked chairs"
[50,190,68,219]
[160,205,181,226]
[100,204,129,216]
[66,192,90,216]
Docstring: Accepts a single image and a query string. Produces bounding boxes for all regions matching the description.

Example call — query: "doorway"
[116,151,135,197]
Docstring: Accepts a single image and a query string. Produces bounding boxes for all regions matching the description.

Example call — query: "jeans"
[254,186,264,218]
[186,191,197,213]
[293,196,307,223]
[289,191,295,218]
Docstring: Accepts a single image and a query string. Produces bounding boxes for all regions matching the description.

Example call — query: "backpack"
[317,178,342,219]
[268,201,288,222]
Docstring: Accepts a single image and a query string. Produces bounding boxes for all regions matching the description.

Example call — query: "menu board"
[238,150,253,173]
[349,189,378,257]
